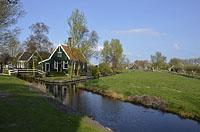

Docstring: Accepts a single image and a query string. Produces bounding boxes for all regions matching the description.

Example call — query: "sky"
[16,0,200,63]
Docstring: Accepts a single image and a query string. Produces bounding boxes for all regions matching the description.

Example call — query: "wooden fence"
[8,69,46,76]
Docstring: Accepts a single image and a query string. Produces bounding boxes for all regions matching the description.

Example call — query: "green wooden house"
[38,44,87,76]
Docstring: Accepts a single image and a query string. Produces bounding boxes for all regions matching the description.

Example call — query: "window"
[82,63,85,69]
[74,62,76,70]
[54,61,58,69]
[57,51,62,58]
[63,61,68,69]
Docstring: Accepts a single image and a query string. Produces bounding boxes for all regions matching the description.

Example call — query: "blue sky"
[17,0,200,62]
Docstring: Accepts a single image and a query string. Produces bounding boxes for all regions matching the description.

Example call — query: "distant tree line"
[131,51,200,76]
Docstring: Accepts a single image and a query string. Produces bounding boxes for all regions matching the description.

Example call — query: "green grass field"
[0,76,107,132]
[86,71,200,120]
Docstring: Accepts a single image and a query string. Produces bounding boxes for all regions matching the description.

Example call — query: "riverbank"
[0,75,110,132]
[83,71,200,122]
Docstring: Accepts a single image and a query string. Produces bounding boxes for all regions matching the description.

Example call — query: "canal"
[46,84,200,132]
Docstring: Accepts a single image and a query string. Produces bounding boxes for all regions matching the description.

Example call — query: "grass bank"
[84,71,200,121]
[0,75,109,132]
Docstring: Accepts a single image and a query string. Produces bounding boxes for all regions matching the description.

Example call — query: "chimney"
[68,37,72,47]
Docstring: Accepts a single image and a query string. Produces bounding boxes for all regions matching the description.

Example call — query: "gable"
[18,52,33,61]
[38,44,87,64]
[38,45,70,64]
[18,51,49,62]
[50,46,70,61]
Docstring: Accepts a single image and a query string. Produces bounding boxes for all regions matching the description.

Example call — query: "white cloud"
[173,43,181,50]
[113,28,161,36]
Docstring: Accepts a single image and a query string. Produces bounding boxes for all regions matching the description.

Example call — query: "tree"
[24,22,53,53]
[0,0,23,31]
[134,60,150,70]
[0,0,23,71]
[68,9,88,48]
[67,9,98,60]
[110,39,123,69]
[169,58,184,72]
[151,51,167,70]
[81,31,98,59]
[101,39,123,69]
[101,41,111,64]
[0,0,23,51]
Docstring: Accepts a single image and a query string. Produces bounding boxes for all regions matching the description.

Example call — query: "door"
[58,62,62,72]
[45,63,50,72]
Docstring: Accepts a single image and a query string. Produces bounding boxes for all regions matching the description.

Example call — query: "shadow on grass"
[0,83,84,132]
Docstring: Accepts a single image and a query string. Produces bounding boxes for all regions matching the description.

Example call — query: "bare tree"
[151,51,167,70]
[25,22,53,53]
[67,9,98,61]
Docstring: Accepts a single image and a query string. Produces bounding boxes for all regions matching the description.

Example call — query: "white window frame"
[54,61,58,69]
[74,62,76,70]
[63,61,68,69]
[57,51,62,58]
[45,63,50,72]
[82,63,85,69]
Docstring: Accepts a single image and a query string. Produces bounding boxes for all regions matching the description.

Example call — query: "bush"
[112,68,123,74]
[91,66,100,79]
[99,63,113,76]
[184,65,200,75]
[171,66,183,73]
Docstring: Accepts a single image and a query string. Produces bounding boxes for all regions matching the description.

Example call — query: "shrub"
[171,66,183,73]
[184,65,200,75]
[91,66,100,79]
[99,63,113,76]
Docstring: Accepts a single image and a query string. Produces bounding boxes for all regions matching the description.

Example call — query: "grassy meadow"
[0,76,107,132]
[86,71,200,121]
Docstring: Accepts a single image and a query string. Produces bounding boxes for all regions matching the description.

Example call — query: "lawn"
[86,71,200,121]
[0,75,107,132]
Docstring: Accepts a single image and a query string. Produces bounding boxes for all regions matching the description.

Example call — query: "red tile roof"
[61,45,86,62]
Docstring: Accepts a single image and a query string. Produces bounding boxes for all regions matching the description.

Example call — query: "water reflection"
[46,84,200,132]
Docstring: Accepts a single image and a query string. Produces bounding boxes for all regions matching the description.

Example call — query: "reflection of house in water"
[47,84,80,109]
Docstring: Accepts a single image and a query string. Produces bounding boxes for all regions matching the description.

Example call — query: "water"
[46,84,200,132]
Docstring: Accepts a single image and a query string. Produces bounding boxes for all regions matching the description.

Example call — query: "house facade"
[39,44,87,76]
[17,51,50,69]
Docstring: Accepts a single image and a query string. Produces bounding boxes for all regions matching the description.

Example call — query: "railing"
[8,69,46,76]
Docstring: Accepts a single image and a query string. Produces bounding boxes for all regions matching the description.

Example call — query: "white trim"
[45,63,50,72]
[27,51,37,62]
[60,45,71,60]
[35,51,43,61]
[17,51,25,61]
[18,51,42,62]
[38,44,71,64]
[83,63,85,69]
[63,61,68,69]
[57,51,62,58]
[38,44,61,64]
[54,61,58,69]
[74,62,76,70]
